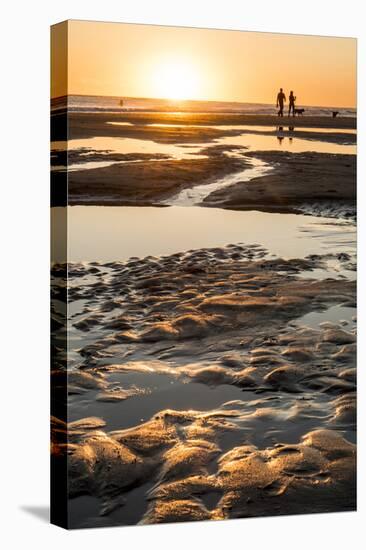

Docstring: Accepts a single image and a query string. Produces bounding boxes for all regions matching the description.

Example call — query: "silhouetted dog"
[294,108,305,116]
[332,111,339,118]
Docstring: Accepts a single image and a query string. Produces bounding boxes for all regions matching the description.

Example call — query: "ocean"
[52,94,356,117]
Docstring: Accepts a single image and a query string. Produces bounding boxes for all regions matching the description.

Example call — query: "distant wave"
[51,95,356,117]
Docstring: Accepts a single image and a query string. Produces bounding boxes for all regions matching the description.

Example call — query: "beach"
[52,242,356,527]
[52,111,356,217]
[51,106,356,527]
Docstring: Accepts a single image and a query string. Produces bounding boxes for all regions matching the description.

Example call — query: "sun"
[153,59,201,101]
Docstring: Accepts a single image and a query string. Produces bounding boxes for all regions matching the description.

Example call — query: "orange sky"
[51,20,356,108]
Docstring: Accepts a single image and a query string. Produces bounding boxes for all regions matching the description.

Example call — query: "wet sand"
[51,109,356,527]
[52,112,356,214]
[66,153,249,206]
[51,244,356,527]
[203,151,356,218]
[52,111,356,143]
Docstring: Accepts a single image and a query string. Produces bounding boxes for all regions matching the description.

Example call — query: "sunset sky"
[51,20,356,108]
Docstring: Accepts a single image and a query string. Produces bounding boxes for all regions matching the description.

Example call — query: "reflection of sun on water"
[152,59,201,100]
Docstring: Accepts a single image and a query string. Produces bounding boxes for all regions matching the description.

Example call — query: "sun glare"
[153,60,201,101]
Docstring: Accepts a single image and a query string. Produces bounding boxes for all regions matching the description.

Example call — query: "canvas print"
[50,20,356,529]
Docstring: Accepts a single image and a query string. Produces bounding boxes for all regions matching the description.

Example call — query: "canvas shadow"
[21,506,49,523]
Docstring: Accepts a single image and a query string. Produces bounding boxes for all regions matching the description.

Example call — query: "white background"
[1,0,364,548]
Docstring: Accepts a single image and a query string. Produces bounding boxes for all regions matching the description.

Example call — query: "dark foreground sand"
[52,244,356,526]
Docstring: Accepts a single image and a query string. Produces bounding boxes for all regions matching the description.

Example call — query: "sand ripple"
[51,243,356,526]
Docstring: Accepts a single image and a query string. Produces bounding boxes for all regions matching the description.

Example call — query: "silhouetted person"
[276,88,286,117]
[288,91,296,116]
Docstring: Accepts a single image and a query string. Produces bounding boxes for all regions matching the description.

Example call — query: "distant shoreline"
[51,95,357,118]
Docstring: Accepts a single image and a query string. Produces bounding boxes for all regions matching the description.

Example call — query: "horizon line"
[51,93,357,111]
